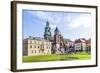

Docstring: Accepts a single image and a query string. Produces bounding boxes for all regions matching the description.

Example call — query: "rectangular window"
[32,50,33,53]
[30,45,32,48]
[39,50,40,53]
[35,50,36,53]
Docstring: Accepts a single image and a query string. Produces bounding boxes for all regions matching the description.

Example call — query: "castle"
[23,21,74,56]
[23,21,90,56]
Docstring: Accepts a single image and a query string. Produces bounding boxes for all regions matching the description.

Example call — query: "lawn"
[23,52,91,63]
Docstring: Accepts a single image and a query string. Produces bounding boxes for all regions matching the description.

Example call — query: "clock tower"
[44,21,52,40]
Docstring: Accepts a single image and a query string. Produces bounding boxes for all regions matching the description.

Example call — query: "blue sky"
[23,10,91,41]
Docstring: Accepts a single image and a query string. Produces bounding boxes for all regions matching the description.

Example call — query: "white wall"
[0,0,99,73]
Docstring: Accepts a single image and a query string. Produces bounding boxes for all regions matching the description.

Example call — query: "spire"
[54,27,60,34]
[46,20,49,27]
[55,27,59,32]
[44,21,51,40]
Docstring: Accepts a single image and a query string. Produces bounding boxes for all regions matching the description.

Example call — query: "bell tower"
[53,27,62,54]
[54,27,61,45]
[44,21,51,40]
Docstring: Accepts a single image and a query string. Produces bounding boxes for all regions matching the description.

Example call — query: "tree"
[80,44,83,52]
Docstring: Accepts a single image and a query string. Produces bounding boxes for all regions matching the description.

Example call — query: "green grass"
[23,52,91,63]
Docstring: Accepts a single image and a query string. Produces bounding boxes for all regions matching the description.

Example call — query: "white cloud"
[27,11,91,29]
[69,14,91,28]
[49,24,56,29]
[28,11,54,22]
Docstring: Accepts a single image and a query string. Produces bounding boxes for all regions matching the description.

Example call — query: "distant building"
[23,37,52,56]
[64,39,74,47]
[86,38,91,52]
[64,39,74,53]
[74,38,86,52]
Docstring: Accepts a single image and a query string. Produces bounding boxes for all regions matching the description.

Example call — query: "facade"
[86,38,91,52]
[74,38,86,52]
[52,27,65,54]
[23,37,52,56]
[64,39,74,53]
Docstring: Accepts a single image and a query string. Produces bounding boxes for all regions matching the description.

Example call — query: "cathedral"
[44,21,65,54]
[23,21,74,56]
[23,21,90,56]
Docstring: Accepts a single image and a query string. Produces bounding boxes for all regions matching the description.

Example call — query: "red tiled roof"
[74,38,91,44]
[74,38,86,43]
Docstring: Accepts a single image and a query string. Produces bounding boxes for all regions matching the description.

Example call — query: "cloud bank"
[23,10,92,40]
